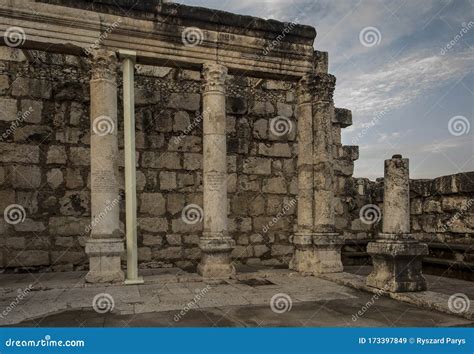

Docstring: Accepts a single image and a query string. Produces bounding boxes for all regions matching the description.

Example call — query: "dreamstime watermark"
[448,293,470,314]
[174,285,212,322]
[3,204,26,225]
[0,106,34,142]
[261,19,299,56]
[359,26,382,47]
[359,204,382,225]
[84,197,121,234]
[441,199,473,232]
[352,285,389,322]
[173,108,210,145]
[92,115,115,136]
[351,108,389,145]
[84,18,122,55]
[3,26,26,47]
[440,22,474,55]
[262,198,296,233]
[0,284,33,319]
[181,204,204,225]
[182,27,204,47]
[448,116,470,136]
[270,293,292,314]
[92,293,115,314]
[269,116,294,137]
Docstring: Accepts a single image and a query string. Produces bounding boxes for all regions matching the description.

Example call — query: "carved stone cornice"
[88,49,118,82]
[202,63,227,94]
[297,73,336,104]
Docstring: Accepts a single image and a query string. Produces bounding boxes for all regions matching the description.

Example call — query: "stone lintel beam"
[85,49,124,284]
[198,62,235,279]
[333,108,352,128]
[0,1,315,80]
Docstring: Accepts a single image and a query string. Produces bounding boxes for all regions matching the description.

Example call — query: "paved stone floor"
[0,266,472,327]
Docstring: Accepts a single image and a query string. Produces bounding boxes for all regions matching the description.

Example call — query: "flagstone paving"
[1,267,472,327]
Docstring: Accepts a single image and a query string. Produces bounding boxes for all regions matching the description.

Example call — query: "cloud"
[335,49,474,121]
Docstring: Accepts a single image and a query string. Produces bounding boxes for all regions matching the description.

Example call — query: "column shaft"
[290,76,316,272]
[383,156,410,234]
[85,49,124,283]
[198,63,234,278]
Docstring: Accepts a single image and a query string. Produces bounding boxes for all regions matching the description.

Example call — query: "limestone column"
[311,73,344,273]
[290,75,316,273]
[198,63,235,278]
[367,155,428,292]
[85,49,124,283]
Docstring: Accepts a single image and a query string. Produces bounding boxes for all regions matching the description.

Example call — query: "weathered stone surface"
[140,193,166,216]
[167,93,200,111]
[262,176,287,194]
[138,217,169,233]
[11,77,52,99]
[0,98,17,121]
[159,171,177,190]
[0,143,39,163]
[258,143,292,158]
[47,168,64,189]
[242,157,271,175]
[49,217,90,236]
[47,146,67,164]
[69,147,90,166]
[250,101,274,115]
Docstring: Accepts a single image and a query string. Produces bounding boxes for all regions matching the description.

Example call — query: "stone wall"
[0,46,357,272]
[344,172,474,280]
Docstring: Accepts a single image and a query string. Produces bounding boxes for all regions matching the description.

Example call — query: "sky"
[177,0,473,180]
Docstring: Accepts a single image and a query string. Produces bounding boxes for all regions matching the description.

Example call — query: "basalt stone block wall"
[345,173,474,280]
[0,46,357,272]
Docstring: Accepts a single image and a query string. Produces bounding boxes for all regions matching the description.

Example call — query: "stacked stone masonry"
[0,46,357,272]
[0,43,471,279]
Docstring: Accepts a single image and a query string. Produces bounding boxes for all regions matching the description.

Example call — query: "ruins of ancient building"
[0,0,472,284]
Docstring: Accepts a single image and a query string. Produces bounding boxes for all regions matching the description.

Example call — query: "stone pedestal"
[367,235,428,292]
[367,155,427,292]
[198,63,235,278]
[85,49,124,283]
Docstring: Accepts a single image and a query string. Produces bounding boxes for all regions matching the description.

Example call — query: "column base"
[198,235,235,279]
[85,238,125,283]
[290,232,344,274]
[366,234,428,293]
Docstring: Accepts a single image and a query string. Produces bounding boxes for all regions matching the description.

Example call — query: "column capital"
[88,49,118,81]
[297,73,336,104]
[202,62,227,94]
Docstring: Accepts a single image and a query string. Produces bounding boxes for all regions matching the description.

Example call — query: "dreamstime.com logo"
[3,26,26,47]
[270,293,292,314]
[448,116,470,137]
[3,204,26,225]
[5,335,85,348]
[92,293,115,314]
[269,116,293,137]
[359,204,382,225]
[448,293,471,314]
[359,26,382,47]
[181,204,204,225]
[92,115,115,136]
[182,27,204,47]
